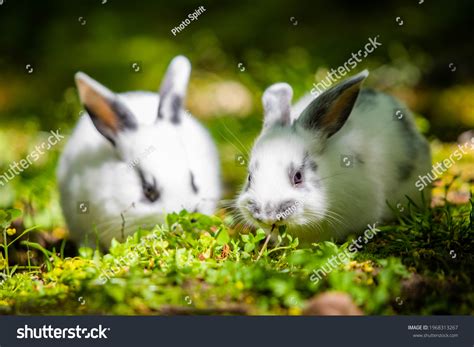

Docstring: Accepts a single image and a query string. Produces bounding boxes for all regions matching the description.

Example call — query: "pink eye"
[292,170,303,186]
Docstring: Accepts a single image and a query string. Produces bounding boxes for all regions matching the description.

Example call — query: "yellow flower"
[244,296,254,304]
[0,258,6,270]
[6,228,16,236]
[345,260,358,270]
[51,268,63,278]
[148,258,155,268]
[52,227,67,239]
[288,307,302,315]
[362,263,374,273]
[235,281,244,290]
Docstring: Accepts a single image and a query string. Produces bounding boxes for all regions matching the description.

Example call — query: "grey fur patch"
[356,89,378,111]
[276,200,297,217]
[264,203,273,216]
[157,93,181,124]
[170,94,181,124]
[247,200,260,215]
[244,180,250,192]
[303,152,318,171]
[110,99,138,130]
[245,172,253,192]
[360,88,376,96]
[190,172,199,194]
[308,160,318,171]
[397,162,416,181]
[355,153,365,164]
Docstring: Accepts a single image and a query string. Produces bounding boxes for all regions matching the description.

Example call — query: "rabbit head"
[74,56,206,214]
[237,71,369,232]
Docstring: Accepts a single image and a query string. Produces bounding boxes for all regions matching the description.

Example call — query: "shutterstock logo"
[310,35,382,97]
[17,324,110,339]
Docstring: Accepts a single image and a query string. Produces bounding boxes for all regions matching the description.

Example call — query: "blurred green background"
[0,0,473,228]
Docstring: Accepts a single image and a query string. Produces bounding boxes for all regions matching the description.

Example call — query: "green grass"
[0,190,472,315]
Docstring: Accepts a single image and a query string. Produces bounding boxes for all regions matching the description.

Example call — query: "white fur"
[238,72,431,244]
[58,60,221,248]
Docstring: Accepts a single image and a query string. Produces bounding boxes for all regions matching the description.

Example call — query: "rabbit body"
[237,71,431,244]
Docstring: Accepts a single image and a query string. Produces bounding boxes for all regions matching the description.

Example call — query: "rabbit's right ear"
[262,83,293,129]
[157,56,191,124]
[75,72,137,145]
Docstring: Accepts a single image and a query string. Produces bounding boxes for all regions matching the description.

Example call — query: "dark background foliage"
[0,0,473,139]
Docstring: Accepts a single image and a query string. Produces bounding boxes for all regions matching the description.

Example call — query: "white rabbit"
[237,70,431,244]
[57,56,221,248]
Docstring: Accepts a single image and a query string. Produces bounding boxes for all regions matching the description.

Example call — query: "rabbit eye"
[143,182,160,202]
[292,170,303,186]
[138,170,160,202]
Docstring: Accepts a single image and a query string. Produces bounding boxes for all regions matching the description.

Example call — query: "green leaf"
[291,237,299,248]
[254,228,266,242]
[0,209,22,229]
[7,226,39,247]
[215,228,230,245]
[78,246,94,259]
[7,209,22,221]
[244,242,255,253]
[0,210,9,229]
[21,241,53,271]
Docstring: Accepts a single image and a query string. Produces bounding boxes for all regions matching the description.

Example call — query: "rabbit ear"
[296,70,368,138]
[75,72,137,145]
[262,83,293,129]
[157,56,191,124]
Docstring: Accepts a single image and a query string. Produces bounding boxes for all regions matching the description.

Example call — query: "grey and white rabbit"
[237,70,431,244]
[57,56,221,247]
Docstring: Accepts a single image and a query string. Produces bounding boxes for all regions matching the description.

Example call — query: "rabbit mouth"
[248,215,296,230]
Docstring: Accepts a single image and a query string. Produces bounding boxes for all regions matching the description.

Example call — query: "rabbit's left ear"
[297,70,368,138]
[262,83,293,129]
[75,72,137,145]
[157,56,191,124]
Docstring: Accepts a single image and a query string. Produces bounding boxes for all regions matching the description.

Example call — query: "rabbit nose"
[257,200,298,224]
[247,202,277,225]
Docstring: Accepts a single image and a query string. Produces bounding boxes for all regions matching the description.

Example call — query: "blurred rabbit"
[57,56,221,248]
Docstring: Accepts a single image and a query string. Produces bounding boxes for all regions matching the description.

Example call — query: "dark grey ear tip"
[347,69,369,86]
[328,70,368,97]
